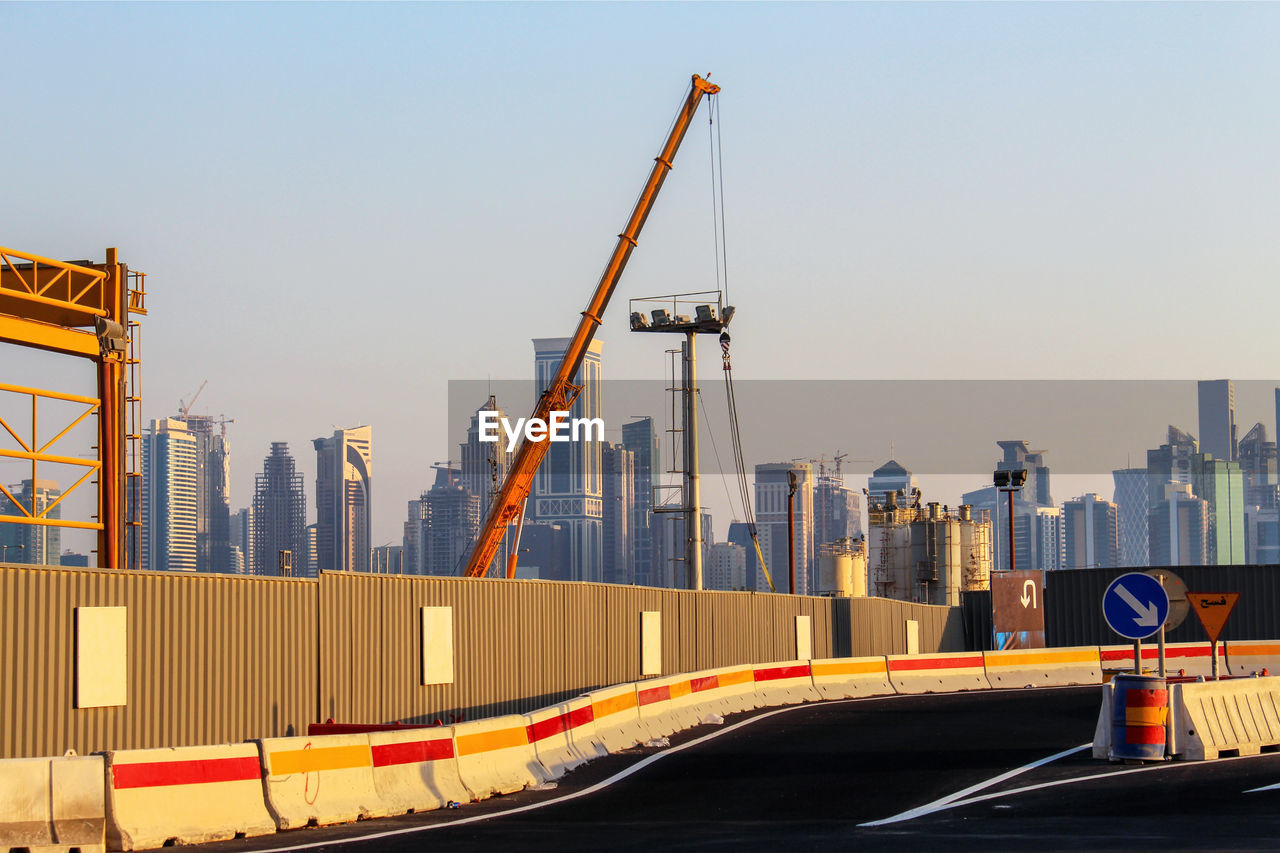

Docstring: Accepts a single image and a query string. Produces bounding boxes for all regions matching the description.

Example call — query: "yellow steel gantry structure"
[0,246,146,568]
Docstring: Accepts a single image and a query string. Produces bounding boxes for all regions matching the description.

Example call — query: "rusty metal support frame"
[0,246,138,567]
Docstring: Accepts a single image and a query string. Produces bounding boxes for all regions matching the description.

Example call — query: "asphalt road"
[196,686,1280,853]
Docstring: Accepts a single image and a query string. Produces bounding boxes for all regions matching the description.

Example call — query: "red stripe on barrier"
[888,656,981,673]
[754,665,811,682]
[690,675,720,693]
[564,704,594,730]
[112,756,261,789]
[526,715,567,743]
[1125,689,1169,707]
[1103,647,1216,663]
[370,737,454,767]
[1125,726,1166,745]
[638,685,671,706]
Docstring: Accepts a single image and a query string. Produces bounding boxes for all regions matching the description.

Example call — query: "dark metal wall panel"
[1046,565,1280,647]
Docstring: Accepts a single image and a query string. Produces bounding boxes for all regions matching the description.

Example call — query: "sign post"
[1186,592,1240,679]
[1103,573,1171,674]
[992,570,1045,650]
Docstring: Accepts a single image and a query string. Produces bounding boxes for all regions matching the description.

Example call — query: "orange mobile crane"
[462,73,720,579]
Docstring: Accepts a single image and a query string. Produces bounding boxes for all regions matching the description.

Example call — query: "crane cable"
[721,332,775,593]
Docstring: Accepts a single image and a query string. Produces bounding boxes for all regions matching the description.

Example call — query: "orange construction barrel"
[1111,674,1167,761]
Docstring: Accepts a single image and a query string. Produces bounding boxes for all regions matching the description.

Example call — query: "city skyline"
[4,3,1280,556]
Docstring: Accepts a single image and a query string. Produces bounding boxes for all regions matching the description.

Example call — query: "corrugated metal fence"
[0,565,962,758]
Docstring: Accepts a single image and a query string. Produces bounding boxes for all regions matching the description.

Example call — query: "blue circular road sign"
[1102,572,1171,640]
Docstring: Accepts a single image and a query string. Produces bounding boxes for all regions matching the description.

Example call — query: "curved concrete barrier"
[687,665,759,715]
[525,696,605,779]
[256,733,386,829]
[1100,642,1220,677]
[452,714,548,799]
[104,743,273,849]
[753,661,820,706]
[810,656,893,700]
[637,675,704,737]
[983,646,1102,689]
[583,683,647,754]
[888,652,990,694]
[1224,641,1280,677]
[1171,677,1280,760]
[368,727,469,814]
[0,755,104,853]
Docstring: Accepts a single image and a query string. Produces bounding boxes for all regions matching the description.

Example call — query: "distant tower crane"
[179,379,207,418]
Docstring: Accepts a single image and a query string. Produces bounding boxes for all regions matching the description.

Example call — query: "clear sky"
[3,2,1279,551]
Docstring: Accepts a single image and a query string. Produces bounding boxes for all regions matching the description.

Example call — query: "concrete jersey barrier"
[256,733,386,829]
[1223,641,1280,677]
[753,661,820,707]
[525,696,605,779]
[810,656,893,700]
[1099,642,1221,677]
[888,652,990,694]
[104,743,274,850]
[1171,677,1280,760]
[0,754,104,853]
[452,714,548,799]
[368,727,470,814]
[983,646,1102,689]
[686,665,759,715]
[637,674,705,738]
[582,683,648,754]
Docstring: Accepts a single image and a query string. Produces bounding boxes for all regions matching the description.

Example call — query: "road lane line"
[857,743,1090,827]
[230,694,911,852]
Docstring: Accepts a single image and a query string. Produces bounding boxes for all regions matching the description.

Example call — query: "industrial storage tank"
[817,538,867,597]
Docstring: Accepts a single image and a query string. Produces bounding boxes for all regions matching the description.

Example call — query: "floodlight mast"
[462,74,721,579]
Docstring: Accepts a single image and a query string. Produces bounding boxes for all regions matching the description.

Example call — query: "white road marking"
[1244,780,1280,793]
[235,694,911,852]
[857,743,1090,827]
[865,748,1280,826]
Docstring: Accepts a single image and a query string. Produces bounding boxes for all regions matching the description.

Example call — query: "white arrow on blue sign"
[1102,572,1171,640]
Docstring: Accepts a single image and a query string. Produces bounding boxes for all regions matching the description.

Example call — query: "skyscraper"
[313,426,372,573]
[460,395,511,518]
[1198,379,1237,463]
[251,443,307,577]
[1146,426,1199,505]
[756,462,814,595]
[601,442,635,585]
[531,337,603,582]
[0,480,61,565]
[140,418,198,572]
[962,442,1059,573]
[1112,468,1149,568]
[419,466,481,576]
[1149,483,1208,566]
[814,473,861,548]
[179,415,232,573]
[866,460,916,506]
[1061,493,1120,569]
[1199,456,1245,565]
[621,417,661,587]
[727,520,763,591]
[1237,423,1277,509]
[707,542,747,591]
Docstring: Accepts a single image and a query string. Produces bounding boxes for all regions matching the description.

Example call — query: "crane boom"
[462,73,720,579]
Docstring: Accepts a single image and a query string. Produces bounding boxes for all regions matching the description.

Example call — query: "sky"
[3,2,1279,554]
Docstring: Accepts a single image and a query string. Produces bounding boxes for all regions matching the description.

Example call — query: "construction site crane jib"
[462,73,720,579]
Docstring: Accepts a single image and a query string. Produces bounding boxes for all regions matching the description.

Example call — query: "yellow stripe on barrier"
[987,649,1098,666]
[812,660,885,677]
[269,745,370,775]
[717,669,753,686]
[669,680,692,700]
[592,691,637,718]
[1126,707,1168,726]
[1226,643,1280,656]
[456,726,528,756]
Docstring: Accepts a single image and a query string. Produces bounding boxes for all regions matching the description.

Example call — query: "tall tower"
[1198,379,1237,462]
[531,338,603,583]
[1111,468,1150,568]
[755,462,814,595]
[0,480,62,565]
[460,396,511,517]
[602,442,636,585]
[621,417,661,586]
[179,414,232,573]
[251,443,307,576]
[140,418,198,572]
[313,426,372,573]
[1061,493,1120,569]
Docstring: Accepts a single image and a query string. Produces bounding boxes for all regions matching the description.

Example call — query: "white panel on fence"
[795,616,812,661]
[76,606,127,708]
[641,611,661,676]
[421,606,454,686]
[906,619,920,656]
